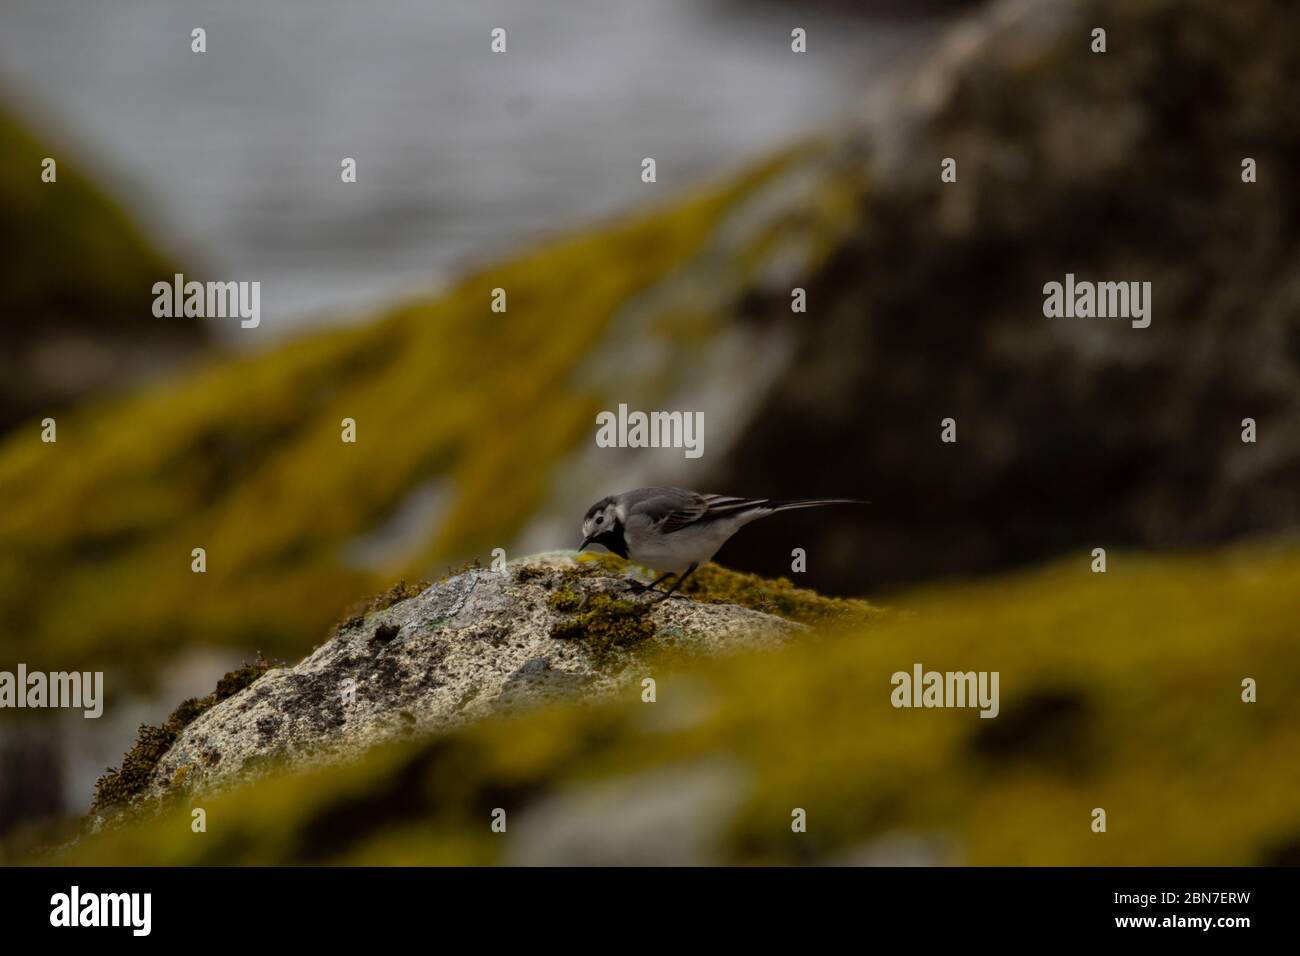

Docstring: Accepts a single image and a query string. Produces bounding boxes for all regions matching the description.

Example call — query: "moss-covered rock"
[44,539,1300,866]
[677,562,882,628]
[81,553,816,823]
[548,593,656,657]
[90,658,271,817]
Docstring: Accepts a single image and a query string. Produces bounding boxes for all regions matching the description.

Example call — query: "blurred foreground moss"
[45,540,1300,866]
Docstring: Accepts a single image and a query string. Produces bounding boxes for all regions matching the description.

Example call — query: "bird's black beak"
[579,534,595,552]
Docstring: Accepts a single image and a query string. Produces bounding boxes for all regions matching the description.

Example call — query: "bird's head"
[580,496,626,556]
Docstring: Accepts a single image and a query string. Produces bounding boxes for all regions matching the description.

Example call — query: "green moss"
[164,696,211,729]
[678,563,881,627]
[571,551,880,627]
[546,588,583,613]
[88,725,176,816]
[548,593,656,657]
[90,657,272,814]
[212,660,272,702]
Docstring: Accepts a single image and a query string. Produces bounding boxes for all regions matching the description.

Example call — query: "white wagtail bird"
[579,487,865,600]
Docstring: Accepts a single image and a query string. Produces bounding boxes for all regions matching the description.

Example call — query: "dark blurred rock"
[0,102,206,434]
[711,0,1300,591]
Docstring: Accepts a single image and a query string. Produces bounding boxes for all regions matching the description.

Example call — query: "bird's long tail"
[701,495,867,520]
[766,497,868,513]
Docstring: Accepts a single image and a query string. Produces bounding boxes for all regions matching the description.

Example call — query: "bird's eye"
[595,516,604,524]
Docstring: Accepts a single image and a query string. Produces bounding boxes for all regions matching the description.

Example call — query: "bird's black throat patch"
[592,523,628,559]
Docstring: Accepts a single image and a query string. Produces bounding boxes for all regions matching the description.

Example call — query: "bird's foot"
[624,572,674,597]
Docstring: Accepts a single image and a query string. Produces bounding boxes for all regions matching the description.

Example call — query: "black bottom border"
[2,866,1291,941]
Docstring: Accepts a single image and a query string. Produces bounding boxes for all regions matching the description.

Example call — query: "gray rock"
[130,553,802,806]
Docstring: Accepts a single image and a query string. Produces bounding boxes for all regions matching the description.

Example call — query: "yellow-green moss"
[48,541,1300,866]
[572,551,880,627]
[546,588,583,614]
[549,592,656,658]
[678,563,882,628]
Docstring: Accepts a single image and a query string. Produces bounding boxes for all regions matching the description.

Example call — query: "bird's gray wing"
[623,487,711,533]
[625,488,773,534]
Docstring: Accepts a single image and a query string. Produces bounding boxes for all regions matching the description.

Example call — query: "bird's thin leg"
[626,572,674,594]
[654,562,698,602]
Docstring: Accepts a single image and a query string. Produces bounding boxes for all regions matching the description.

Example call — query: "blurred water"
[0,0,940,342]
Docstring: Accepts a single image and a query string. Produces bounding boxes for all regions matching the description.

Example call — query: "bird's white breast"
[622,516,745,573]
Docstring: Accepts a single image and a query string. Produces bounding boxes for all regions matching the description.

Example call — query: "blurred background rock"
[1,0,1297,858]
